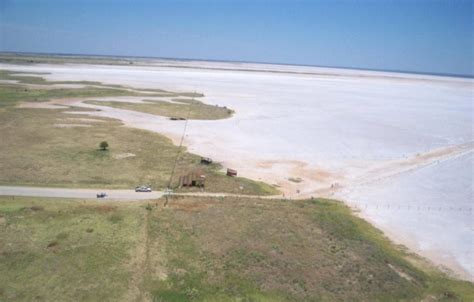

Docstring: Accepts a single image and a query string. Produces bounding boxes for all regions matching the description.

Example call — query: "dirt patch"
[251,159,343,197]
[54,123,92,128]
[18,102,67,109]
[61,117,106,123]
[30,206,44,211]
[124,211,153,302]
[21,206,44,212]
[113,153,136,160]
[388,263,414,282]
[46,241,59,252]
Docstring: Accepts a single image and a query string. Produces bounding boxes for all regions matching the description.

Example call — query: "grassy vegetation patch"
[0,53,140,66]
[144,196,474,301]
[0,69,102,86]
[146,199,300,301]
[0,70,195,106]
[0,107,275,194]
[1,196,472,301]
[288,177,303,183]
[0,71,275,195]
[86,99,233,120]
[0,197,143,302]
[0,83,119,108]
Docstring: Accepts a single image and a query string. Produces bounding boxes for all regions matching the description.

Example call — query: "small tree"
[99,141,109,151]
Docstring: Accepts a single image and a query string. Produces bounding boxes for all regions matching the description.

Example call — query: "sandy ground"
[1,61,472,280]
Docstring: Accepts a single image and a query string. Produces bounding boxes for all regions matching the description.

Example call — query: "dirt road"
[0,186,163,200]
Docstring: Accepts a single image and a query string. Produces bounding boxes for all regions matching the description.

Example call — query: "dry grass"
[0,70,277,195]
[0,53,141,66]
[0,107,275,195]
[145,196,474,301]
[86,98,233,120]
[1,196,472,301]
[0,197,144,302]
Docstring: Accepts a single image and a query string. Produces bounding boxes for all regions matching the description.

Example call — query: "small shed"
[179,173,206,188]
[226,168,237,177]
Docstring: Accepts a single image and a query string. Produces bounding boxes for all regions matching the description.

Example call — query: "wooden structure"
[179,173,206,188]
[226,168,237,177]
[200,157,213,165]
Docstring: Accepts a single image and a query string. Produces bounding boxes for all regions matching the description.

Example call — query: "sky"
[0,0,472,76]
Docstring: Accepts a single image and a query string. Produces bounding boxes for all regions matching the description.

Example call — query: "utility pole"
[165,92,194,206]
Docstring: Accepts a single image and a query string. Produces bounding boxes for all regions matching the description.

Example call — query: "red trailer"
[226,168,237,177]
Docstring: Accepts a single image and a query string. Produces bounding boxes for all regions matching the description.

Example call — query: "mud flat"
[1,60,472,279]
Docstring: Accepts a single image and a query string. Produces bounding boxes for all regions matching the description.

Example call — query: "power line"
[165,95,193,205]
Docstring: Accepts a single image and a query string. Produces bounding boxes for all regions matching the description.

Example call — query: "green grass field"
[0,70,170,109]
[0,197,142,301]
[1,196,472,301]
[0,53,141,66]
[86,99,233,120]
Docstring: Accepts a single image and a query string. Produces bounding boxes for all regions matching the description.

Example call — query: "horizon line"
[1,50,472,79]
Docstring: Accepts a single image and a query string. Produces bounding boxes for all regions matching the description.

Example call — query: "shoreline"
[345,199,473,281]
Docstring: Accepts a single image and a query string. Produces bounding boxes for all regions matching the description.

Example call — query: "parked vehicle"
[200,157,213,165]
[135,185,152,192]
[97,192,107,198]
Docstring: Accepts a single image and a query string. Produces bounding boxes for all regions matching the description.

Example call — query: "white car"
[135,186,152,192]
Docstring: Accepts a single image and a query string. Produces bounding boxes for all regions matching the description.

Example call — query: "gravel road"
[0,186,163,200]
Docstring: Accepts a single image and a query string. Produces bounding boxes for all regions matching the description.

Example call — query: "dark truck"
[200,157,213,165]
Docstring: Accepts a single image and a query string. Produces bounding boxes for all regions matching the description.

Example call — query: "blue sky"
[0,0,472,76]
